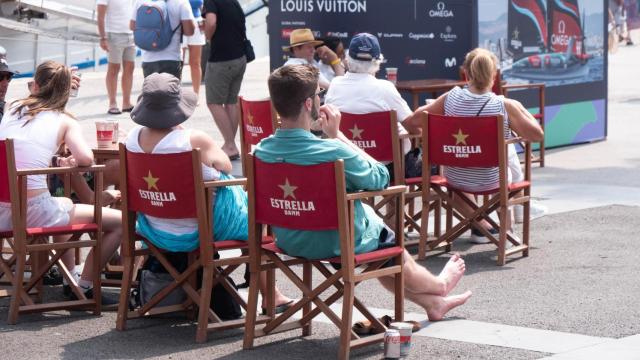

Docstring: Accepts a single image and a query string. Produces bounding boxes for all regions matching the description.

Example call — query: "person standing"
[130,0,195,79]
[203,0,247,160]
[182,0,206,95]
[97,0,136,115]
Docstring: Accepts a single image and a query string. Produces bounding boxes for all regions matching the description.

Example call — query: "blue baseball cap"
[348,33,381,61]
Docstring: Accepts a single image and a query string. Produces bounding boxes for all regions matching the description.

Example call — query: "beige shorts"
[107,32,136,65]
[205,56,247,105]
[0,192,72,232]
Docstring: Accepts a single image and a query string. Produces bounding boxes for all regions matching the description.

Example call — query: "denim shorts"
[0,192,72,231]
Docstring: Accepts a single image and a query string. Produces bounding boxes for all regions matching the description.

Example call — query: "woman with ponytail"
[408,48,543,243]
[0,60,122,306]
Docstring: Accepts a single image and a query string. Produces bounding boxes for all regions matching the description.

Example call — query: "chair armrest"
[204,178,247,188]
[505,137,525,145]
[16,164,106,176]
[346,185,406,201]
[501,83,545,92]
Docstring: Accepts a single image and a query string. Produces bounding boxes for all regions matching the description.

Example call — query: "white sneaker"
[470,228,495,244]
[514,203,548,223]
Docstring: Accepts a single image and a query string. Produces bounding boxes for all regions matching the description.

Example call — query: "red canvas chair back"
[340,111,398,163]
[239,97,277,151]
[252,157,340,231]
[426,113,502,168]
[0,140,11,203]
[123,148,202,219]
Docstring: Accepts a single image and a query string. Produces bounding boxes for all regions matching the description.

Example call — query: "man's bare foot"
[101,189,121,206]
[437,254,466,296]
[426,291,472,321]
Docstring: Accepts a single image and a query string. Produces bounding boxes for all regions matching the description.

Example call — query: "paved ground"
[1,40,640,359]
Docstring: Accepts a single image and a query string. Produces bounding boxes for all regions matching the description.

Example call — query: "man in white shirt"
[130,0,195,79]
[97,0,136,114]
[324,33,421,180]
[283,28,344,89]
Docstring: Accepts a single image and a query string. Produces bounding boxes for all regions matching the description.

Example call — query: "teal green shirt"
[254,128,390,259]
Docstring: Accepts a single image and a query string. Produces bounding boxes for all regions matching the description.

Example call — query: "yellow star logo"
[349,124,364,139]
[143,170,160,191]
[452,129,469,145]
[278,178,298,200]
[247,112,254,125]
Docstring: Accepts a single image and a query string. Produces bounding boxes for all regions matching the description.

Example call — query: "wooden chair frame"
[115,144,264,343]
[1,139,105,324]
[243,155,406,359]
[501,83,546,167]
[419,114,532,265]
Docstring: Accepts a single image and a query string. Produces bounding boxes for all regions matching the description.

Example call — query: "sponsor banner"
[269,0,473,81]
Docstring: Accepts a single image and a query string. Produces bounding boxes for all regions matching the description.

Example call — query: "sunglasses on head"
[0,73,12,81]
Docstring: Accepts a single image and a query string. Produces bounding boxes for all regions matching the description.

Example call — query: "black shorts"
[331,223,399,270]
[142,60,183,79]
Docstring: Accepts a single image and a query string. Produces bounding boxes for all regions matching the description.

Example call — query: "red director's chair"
[1,139,105,324]
[243,155,406,360]
[239,97,278,174]
[421,114,532,265]
[340,111,441,259]
[115,144,265,342]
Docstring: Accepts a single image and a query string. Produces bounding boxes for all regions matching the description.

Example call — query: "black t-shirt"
[203,0,246,62]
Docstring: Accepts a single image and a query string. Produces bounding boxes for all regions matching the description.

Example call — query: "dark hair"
[268,64,319,119]
[317,36,343,53]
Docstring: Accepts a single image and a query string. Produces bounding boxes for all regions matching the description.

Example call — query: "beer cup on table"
[386,67,398,84]
[95,120,114,149]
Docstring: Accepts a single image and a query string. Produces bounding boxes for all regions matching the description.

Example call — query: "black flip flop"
[228,153,240,161]
[262,300,294,315]
[122,106,134,113]
[108,108,122,115]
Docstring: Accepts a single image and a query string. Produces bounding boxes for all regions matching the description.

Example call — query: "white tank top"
[0,106,65,190]
[125,126,221,235]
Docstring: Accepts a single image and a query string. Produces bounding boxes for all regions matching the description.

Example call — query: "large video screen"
[479,0,608,146]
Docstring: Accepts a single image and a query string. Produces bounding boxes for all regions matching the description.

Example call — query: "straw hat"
[282,28,323,52]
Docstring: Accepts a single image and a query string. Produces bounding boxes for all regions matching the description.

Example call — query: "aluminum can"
[384,329,401,359]
[390,322,413,357]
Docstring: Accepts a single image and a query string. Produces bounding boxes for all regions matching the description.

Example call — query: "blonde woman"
[0,60,122,306]
[408,48,543,242]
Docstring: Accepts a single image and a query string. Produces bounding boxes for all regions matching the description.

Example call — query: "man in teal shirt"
[254,64,472,321]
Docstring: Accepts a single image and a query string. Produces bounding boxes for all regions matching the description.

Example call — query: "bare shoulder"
[189,129,215,148]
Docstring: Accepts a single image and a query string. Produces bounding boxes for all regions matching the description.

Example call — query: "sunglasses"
[0,73,12,81]
[309,88,327,99]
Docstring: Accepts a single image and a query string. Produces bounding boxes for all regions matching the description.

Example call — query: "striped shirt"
[442,86,511,192]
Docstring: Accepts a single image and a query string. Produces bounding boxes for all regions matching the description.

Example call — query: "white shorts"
[0,192,73,232]
[182,25,206,47]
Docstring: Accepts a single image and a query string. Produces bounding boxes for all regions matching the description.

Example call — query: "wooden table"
[395,79,467,110]
[92,146,119,163]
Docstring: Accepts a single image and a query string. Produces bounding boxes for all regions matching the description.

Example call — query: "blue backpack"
[134,0,181,51]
